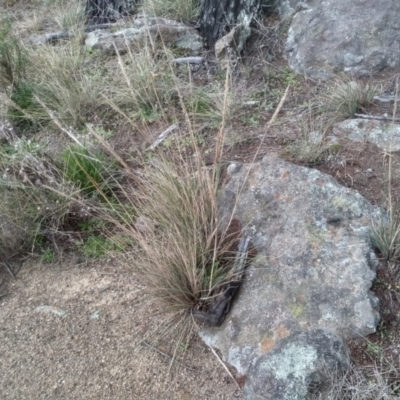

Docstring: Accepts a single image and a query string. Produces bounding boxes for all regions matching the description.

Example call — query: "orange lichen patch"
[281,169,290,179]
[276,325,291,339]
[284,195,293,203]
[247,166,261,187]
[260,337,275,352]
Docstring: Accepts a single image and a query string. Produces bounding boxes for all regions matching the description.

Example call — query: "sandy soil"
[0,257,242,399]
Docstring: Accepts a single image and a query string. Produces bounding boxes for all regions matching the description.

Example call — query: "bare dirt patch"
[0,257,242,399]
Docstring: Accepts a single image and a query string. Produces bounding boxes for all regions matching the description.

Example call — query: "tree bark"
[85,0,137,24]
[198,0,263,47]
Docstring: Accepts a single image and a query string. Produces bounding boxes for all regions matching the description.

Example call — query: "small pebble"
[98,285,110,293]
[90,311,101,320]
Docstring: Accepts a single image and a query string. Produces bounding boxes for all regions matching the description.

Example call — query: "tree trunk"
[198,0,263,47]
[85,0,137,24]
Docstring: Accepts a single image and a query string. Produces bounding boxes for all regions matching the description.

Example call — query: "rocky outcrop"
[85,17,203,54]
[286,0,400,79]
[333,119,400,153]
[200,155,381,399]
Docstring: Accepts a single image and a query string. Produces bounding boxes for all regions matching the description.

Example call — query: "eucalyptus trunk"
[85,0,137,23]
[198,0,263,47]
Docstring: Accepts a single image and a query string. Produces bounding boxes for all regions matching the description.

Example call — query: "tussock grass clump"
[141,0,199,21]
[0,186,44,258]
[0,29,107,128]
[371,215,400,262]
[0,134,122,260]
[0,21,42,129]
[0,21,27,89]
[113,45,176,122]
[323,76,379,120]
[184,86,233,128]
[312,358,400,399]
[0,144,75,259]
[28,44,108,127]
[53,0,86,32]
[286,116,331,165]
[116,157,240,336]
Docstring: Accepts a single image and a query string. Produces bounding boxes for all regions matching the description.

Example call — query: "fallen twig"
[148,124,178,151]
[172,57,204,65]
[192,237,251,327]
[3,262,16,280]
[209,347,241,391]
[373,94,400,103]
[354,113,400,123]
[141,341,202,373]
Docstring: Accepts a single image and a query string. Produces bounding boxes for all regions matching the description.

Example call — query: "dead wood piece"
[172,57,204,65]
[354,113,400,123]
[209,347,241,391]
[192,237,251,327]
[373,95,400,103]
[3,261,16,280]
[148,124,178,151]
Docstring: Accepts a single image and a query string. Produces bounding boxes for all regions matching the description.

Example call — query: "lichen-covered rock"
[85,17,203,54]
[199,154,381,399]
[333,119,400,153]
[244,329,350,400]
[286,0,400,79]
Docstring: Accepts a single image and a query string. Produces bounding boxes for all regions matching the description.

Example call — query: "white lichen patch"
[260,343,317,380]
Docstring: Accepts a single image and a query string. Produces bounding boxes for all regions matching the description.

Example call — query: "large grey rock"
[286,0,400,79]
[85,17,203,54]
[333,119,400,153]
[200,154,381,399]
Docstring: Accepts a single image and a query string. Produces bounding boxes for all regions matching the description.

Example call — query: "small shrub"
[0,185,69,259]
[41,248,56,263]
[79,235,116,258]
[0,137,80,259]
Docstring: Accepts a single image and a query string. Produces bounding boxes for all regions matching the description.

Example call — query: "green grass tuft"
[62,145,118,198]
